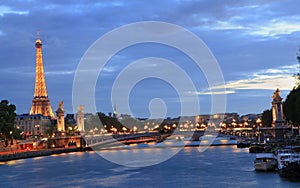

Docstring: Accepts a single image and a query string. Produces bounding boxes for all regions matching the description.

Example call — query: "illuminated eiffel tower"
[29,35,55,119]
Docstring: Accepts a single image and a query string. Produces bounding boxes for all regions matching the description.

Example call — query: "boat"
[254,153,277,171]
[249,143,271,153]
[276,147,300,179]
[237,139,252,148]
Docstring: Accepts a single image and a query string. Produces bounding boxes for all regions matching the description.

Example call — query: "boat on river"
[237,139,252,148]
[249,143,271,153]
[254,153,277,171]
[276,147,300,179]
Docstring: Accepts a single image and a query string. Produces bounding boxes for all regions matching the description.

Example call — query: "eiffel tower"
[29,35,55,119]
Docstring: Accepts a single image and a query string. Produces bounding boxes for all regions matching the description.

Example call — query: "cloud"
[0,5,28,16]
[248,19,300,38]
[255,64,298,75]
[216,75,294,91]
[209,64,296,93]
[194,90,235,95]
[44,71,74,76]
[210,20,247,30]
[208,16,300,38]
[0,66,75,77]
[195,64,297,96]
[183,1,300,39]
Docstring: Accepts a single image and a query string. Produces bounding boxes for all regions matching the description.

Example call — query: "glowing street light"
[133,126,137,132]
[122,127,127,133]
[256,118,262,125]
[9,131,13,146]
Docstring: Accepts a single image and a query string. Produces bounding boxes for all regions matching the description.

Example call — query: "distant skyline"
[1,1,300,118]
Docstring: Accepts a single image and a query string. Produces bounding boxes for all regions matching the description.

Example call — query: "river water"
[0,145,299,188]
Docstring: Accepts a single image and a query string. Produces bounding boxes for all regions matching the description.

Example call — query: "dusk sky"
[1,0,300,118]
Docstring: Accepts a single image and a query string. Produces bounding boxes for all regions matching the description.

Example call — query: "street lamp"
[9,130,13,146]
[34,124,40,139]
[68,126,73,136]
[256,118,262,126]
[122,126,127,134]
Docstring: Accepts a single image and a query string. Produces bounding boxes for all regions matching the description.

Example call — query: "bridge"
[84,130,206,149]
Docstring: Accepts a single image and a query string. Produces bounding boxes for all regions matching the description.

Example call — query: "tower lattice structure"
[29,36,55,119]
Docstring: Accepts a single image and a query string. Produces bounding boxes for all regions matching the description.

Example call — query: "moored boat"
[276,147,300,179]
[254,153,277,171]
[237,140,252,148]
[249,143,271,153]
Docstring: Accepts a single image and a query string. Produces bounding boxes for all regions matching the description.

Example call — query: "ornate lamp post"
[256,118,262,142]
[34,124,40,140]
[9,131,13,145]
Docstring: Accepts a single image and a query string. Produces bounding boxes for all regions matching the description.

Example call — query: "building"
[240,114,261,122]
[224,113,240,123]
[195,114,211,124]
[14,114,52,139]
[66,114,76,126]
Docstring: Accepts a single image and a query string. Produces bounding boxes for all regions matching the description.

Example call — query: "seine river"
[0,146,299,187]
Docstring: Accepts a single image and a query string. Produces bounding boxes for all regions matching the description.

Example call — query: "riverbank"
[0,147,83,162]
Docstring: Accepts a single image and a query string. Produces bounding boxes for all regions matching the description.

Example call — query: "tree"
[97,112,123,132]
[294,47,300,89]
[283,88,300,125]
[284,48,300,125]
[261,109,272,127]
[0,100,17,142]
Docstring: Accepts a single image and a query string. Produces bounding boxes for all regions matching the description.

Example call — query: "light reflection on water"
[97,147,182,167]
[5,159,25,166]
[33,156,44,160]
[0,146,299,187]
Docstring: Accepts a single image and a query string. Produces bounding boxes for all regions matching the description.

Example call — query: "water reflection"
[6,159,25,166]
[33,156,44,160]
[97,147,180,167]
[0,146,299,187]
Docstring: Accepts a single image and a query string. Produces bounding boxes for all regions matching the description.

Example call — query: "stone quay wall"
[0,147,83,162]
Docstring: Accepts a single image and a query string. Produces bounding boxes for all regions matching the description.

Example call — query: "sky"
[1,0,300,118]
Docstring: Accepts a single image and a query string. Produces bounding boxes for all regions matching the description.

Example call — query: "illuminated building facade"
[14,114,52,139]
